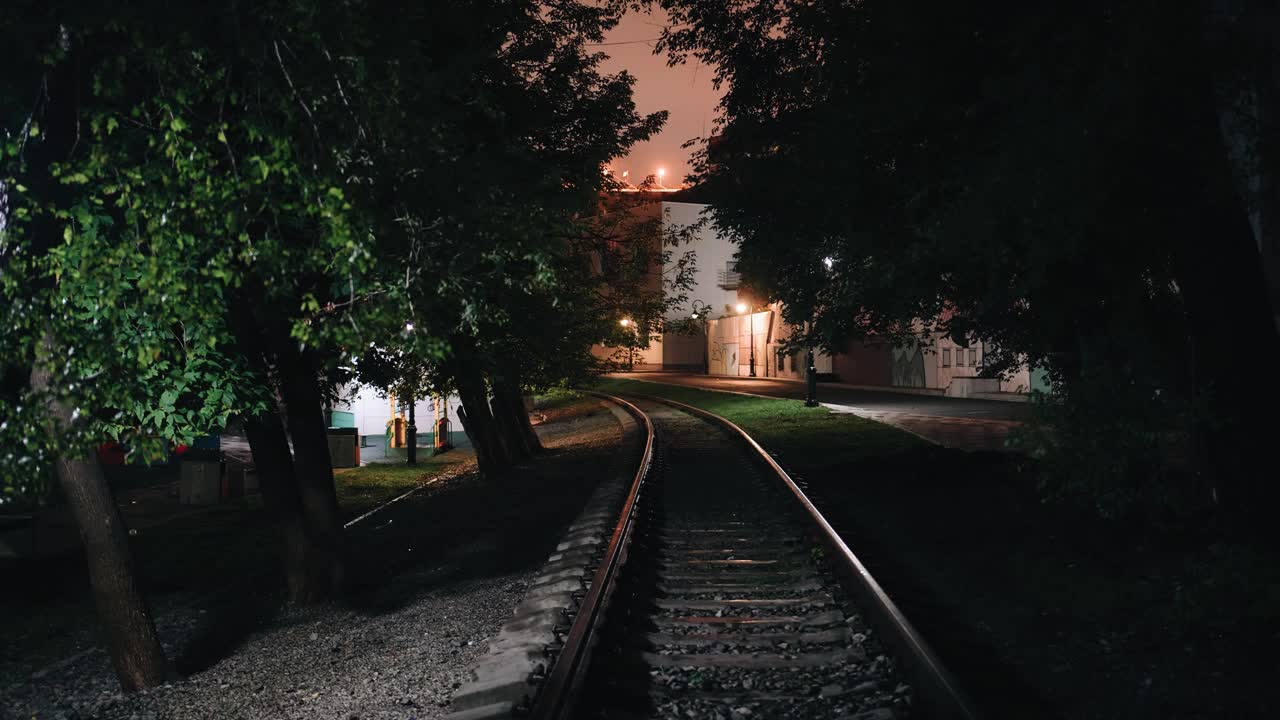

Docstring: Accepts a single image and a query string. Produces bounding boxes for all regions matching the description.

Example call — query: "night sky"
[596,7,722,186]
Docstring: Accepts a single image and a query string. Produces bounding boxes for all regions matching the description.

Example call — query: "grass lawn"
[591,377,1280,719]
[592,377,924,463]
[334,455,467,521]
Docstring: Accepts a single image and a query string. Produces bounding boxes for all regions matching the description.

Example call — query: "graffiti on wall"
[890,341,927,387]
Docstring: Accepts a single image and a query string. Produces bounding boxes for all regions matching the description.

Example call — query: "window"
[969,348,978,367]
[942,348,951,367]
[954,348,964,367]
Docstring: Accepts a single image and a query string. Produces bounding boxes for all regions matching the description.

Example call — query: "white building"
[611,197,1041,398]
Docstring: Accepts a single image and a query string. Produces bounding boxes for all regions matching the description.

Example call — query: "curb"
[441,400,642,719]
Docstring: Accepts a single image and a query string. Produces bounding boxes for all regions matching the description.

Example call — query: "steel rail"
[633,393,981,720]
[528,392,654,720]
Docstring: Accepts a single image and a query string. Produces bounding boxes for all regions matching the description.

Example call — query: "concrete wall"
[706,309,832,378]
[661,331,705,369]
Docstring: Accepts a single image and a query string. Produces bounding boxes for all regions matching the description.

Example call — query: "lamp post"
[406,393,417,464]
[403,320,418,463]
[691,300,711,375]
[804,318,819,407]
[805,349,819,407]
[620,318,634,371]
[736,302,756,377]
[805,259,837,407]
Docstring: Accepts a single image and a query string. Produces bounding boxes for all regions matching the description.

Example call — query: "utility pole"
[748,311,757,377]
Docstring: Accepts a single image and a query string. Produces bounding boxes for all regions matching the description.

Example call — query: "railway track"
[530,394,976,720]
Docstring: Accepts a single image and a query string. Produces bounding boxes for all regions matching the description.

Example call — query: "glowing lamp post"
[657,167,666,187]
[620,318,635,371]
[404,320,418,464]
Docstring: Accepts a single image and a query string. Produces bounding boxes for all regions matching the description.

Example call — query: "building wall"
[596,196,1040,394]
[334,384,464,439]
[661,331,705,369]
[661,201,740,321]
[706,308,832,378]
[833,339,894,386]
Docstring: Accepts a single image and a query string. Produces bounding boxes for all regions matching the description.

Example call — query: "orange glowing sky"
[596,7,723,187]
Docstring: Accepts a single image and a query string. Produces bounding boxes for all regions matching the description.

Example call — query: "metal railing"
[716,269,741,289]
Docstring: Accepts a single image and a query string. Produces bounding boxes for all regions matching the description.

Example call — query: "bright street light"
[620,318,636,370]
[735,302,747,314]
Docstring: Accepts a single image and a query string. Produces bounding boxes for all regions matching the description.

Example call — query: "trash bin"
[180,448,223,505]
[327,427,358,468]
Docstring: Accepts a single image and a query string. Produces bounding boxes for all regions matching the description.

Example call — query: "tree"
[0,1,392,677]
[0,14,267,687]
[334,1,667,477]
[657,0,1280,529]
[1,0,676,690]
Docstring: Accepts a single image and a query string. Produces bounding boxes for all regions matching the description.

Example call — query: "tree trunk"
[456,370,511,475]
[493,378,542,455]
[451,346,510,477]
[31,341,169,691]
[489,389,530,462]
[1174,37,1280,538]
[229,295,340,602]
[16,34,169,691]
[1206,0,1280,336]
[275,347,345,598]
[243,412,314,602]
[56,457,171,689]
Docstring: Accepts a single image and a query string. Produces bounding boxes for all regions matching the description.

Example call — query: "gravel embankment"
[2,395,626,720]
[4,568,533,720]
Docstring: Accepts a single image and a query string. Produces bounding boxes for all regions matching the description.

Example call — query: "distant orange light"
[735,303,748,314]
[619,318,632,327]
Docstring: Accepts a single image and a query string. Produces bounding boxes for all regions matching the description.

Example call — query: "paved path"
[610,372,1029,452]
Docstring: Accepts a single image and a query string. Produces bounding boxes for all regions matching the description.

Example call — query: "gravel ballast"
[1,395,629,720]
[3,572,532,720]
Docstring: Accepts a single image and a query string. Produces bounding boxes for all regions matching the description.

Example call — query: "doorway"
[722,343,739,375]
